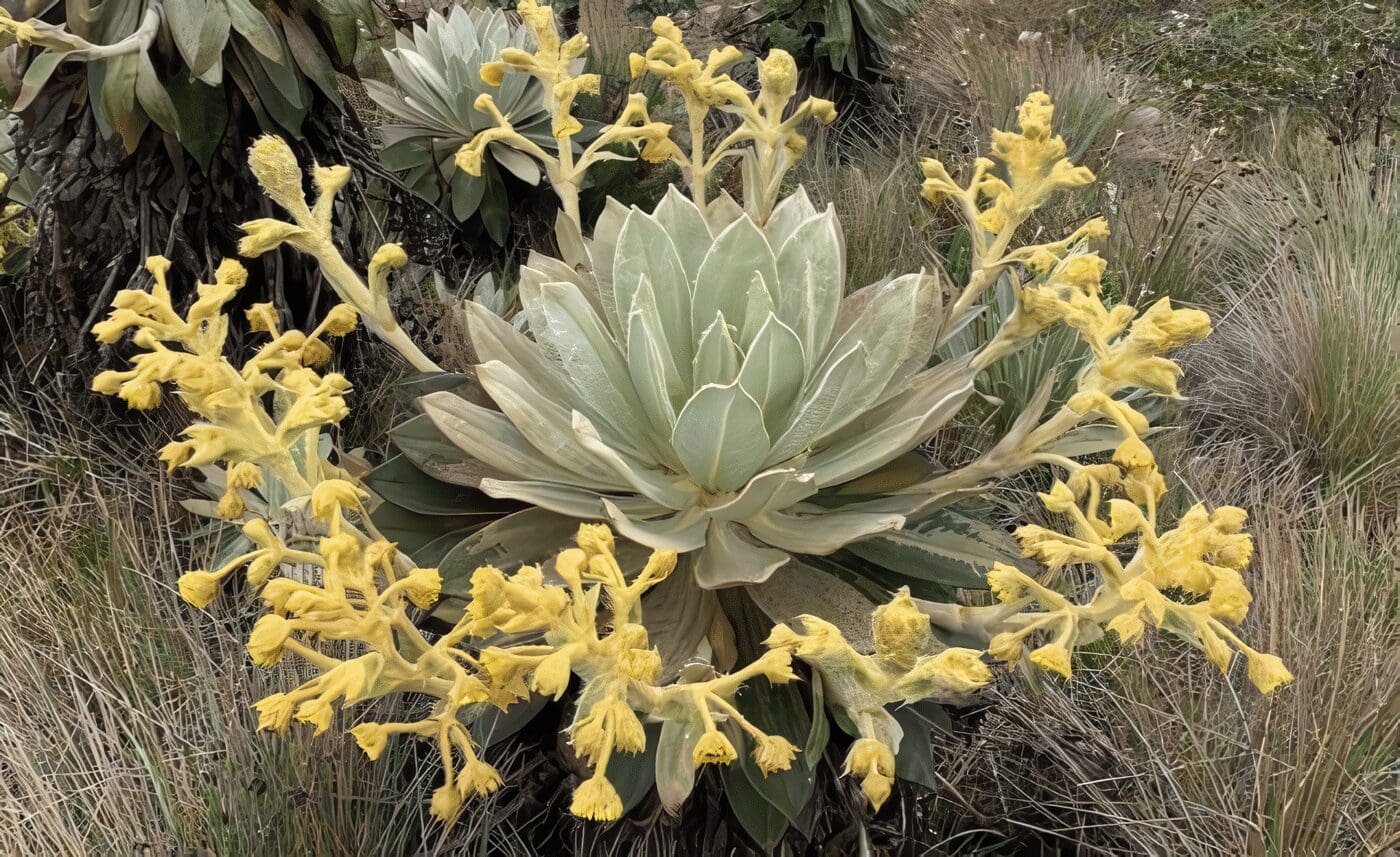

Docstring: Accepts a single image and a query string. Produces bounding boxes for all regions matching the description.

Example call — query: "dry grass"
[921,463,1398,856]
[1187,127,1400,507]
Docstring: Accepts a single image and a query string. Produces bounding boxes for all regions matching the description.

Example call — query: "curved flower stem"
[308,241,441,374]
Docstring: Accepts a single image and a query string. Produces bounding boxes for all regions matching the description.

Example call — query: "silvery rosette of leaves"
[365,5,553,241]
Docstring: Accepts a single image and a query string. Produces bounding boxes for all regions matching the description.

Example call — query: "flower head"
[693,729,737,765]
[570,773,623,821]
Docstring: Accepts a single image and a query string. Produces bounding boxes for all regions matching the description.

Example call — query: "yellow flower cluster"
[176,492,825,826]
[921,92,1093,236]
[467,524,804,820]
[179,478,517,822]
[920,91,1111,354]
[459,3,835,226]
[457,0,678,229]
[912,90,1289,695]
[91,255,357,503]
[980,444,1292,693]
[627,17,837,219]
[766,589,991,809]
[240,136,441,374]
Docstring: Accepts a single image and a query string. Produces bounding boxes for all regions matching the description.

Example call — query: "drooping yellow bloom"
[752,734,800,776]
[350,723,391,760]
[464,564,570,636]
[693,729,738,765]
[91,256,358,495]
[176,569,225,609]
[844,737,896,811]
[570,773,623,821]
[766,588,991,809]
[247,614,293,667]
[976,434,1290,694]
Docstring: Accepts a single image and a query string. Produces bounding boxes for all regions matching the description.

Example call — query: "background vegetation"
[1,0,1395,854]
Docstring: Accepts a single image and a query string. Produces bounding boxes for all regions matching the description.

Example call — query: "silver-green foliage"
[419,187,979,588]
[365,6,551,242]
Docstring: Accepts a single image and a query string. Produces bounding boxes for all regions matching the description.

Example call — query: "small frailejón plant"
[92,1,1291,842]
[365,5,554,241]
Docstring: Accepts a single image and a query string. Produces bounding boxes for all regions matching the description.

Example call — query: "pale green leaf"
[672,382,770,492]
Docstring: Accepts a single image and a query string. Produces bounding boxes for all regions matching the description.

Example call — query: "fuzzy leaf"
[672,382,770,492]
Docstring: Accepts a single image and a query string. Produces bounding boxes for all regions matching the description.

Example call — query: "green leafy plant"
[87,2,1292,849]
[366,6,554,243]
[747,0,919,81]
[0,0,369,161]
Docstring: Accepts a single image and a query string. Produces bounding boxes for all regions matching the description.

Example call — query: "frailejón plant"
[366,6,553,241]
[92,1,1291,841]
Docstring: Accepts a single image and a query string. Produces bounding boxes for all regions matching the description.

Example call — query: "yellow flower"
[248,136,314,224]
[988,632,1024,663]
[247,614,293,667]
[1058,254,1106,295]
[572,698,646,764]
[459,759,504,797]
[478,647,539,700]
[988,91,1096,213]
[1207,568,1253,624]
[295,697,335,735]
[615,645,663,684]
[1029,642,1072,678]
[844,738,896,810]
[1107,499,1146,540]
[319,304,359,337]
[216,489,246,520]
[227,461,262,490]
[1015,524,1106,570]
[1112,436,1155,470]
[896,648,993,699]
[693,730,737,765]
[404,567,442,609]
[575,523,615,558]
[177,569,224,608]
[481,61,506,86]
[430,783,464,823]
[570,773,623,821]
[1246,652,1294,694]
[752,734,799,776]
[1027,247,1061,273]
[350,723,391,760]
[253,693,296,733]
[986,563,1029,603]
[919,158,960,203]
[121,381,163,410]
[465,564,569,636]
[871,586,931,668]
[756,49,798,112]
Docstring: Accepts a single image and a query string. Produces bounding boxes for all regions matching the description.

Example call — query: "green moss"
[1068,0,1398,128]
